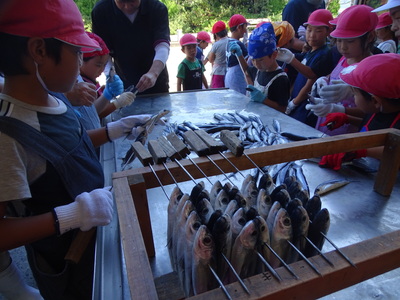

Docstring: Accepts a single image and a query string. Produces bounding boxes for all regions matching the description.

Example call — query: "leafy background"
[74,0,341,33]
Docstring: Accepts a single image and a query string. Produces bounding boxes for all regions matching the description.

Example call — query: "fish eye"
[260,225,266,231]
[283,218,291,226]
[251,230,258,237]
[222,197,229,204]
[238,218,246,226]
[193,222,201,230]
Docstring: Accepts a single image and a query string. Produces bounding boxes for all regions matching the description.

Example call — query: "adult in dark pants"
[282,0,325,36]
[92,0,170,95]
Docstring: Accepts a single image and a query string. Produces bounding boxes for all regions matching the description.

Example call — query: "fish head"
[290,206,309,236]
[312,208,330,233]
[193,225,214,260]
[234,192,249,208]
[232,207,247,235]
[210,180,223,198]
[274,208,293,237]
[286,198,303,216]
[239,220,259,249]
[212,213,232,238]
[195,198,214,225]
[224,199,239,217]
[185,211,202,238]
[215,189,229,210]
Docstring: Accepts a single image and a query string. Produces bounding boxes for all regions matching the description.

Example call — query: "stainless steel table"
[95,89,400,299]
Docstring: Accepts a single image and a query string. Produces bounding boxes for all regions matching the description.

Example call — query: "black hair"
[359,32,377,54]
[214,29,227,40]
[356,87,400,105]
[0,32,63,76]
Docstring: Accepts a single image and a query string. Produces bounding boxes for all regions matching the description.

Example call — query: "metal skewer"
[303,235,334,267]
[162,162,180,188]
[263,242,299,279]
[319,231,357,268]
[148,164,171,200]
[221,253,251,295]
[287,240,322,276]
[255,250,282,282]
[218,151,246,178]
[174,158,197,184]
[187,156,213,185]
[243,152,266,175]
[205,155,235,185]
[208,264,232,300]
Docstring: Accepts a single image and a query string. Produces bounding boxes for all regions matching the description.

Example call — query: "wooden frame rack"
[112,128,400,299]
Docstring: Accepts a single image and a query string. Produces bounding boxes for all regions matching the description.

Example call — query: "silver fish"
[209,180,223,209]
[258,172,275,195]
[224,199,239,218]
[183,211,202,297]
[167,186,184,268]
[266,201,281,237]
[214,189,230,212]
[270,208,293,268]
[240,174,254,195]
[242,179,259,208]
[255,216,270,272]
[212,213,233,282]
[231,207,247,243]
[287,205,309,263]
[172,200,194,271]
[314,179,351,196]
[192,225,217,295]
[305,194,321,222]
[272,119,281,133]
[195,198,214,225]
[256,189,273,220]
[304,208,330,257]
[230,219,259,281]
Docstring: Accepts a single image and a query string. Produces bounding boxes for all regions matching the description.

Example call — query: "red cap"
[0,0,100,52]
[197,31,211,43]
[303,9,333,28]
[212,21,226,34]
[340,53,400,99]
[228,14,248,28]
[329,17,338,26]
[331,5,378,39]
[180,34,197,46]
[376,12,393,30]
[83,32,110,58]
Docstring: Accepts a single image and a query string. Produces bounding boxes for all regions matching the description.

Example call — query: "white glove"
[107,114,151,141]
[297,25,306,39]
[305,102,345,117]
[276,48,295,64]
[319,80,353,103]
[285,100,297,114]
[54,187,114,234]
[111,92,135,109]
[311,76,329,98]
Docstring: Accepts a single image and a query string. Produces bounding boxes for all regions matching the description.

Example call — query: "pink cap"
[197,31,211,43]
[83,32,110,58]
[376,12,393,30]
[331,5,378,39]
[340,53,400,99]
[212,21,226,34]
[228,14,248,28]
[329,17,338,26]
[303,9,333,27]
[180,34,197,46]
[0,0,100,52]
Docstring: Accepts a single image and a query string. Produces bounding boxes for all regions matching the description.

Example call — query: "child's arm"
[202,74,208,89]
[263,99,286,113]
[177,77,183,92]
[291,78,315,106]
[228,42,253,85]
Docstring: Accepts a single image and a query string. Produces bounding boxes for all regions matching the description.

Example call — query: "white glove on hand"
[111,92,135,109]
[297,25,306,39]
[107,114,151,141]
[276,48,295,64]
[54,187,113,234]
[311,76,329,98]
[285,100,297,114]
[319,80,353,103]
[305,103,345,117]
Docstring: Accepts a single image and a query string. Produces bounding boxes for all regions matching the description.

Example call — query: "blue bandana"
[248,23,277,59]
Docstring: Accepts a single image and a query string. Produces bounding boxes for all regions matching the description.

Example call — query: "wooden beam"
[113,176,158,300]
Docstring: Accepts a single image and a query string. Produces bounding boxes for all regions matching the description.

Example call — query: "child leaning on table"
[177,34,209,91]
[318,53,400,170]
[0,0,151,298]
[228,22,290,113]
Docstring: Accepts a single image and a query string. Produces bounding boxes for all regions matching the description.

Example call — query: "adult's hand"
[65,81,97,106]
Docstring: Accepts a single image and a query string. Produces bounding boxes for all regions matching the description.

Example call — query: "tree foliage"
[75,0,343,34]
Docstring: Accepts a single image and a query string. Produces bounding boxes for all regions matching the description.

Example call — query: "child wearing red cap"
[225,14,249,95]
[196,31,212,63]
[206,21,229,88]
[279,9,334,126]
[375,12,398,53]
[306,5,379,136]
[318,53,400,170]
[177,34,209,91]
[230,22,290,113]
[0,0,151,298]
[75,32,136,132]
[373,0,400,53]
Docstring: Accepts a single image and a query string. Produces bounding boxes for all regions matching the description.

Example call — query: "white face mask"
[34,61,49,92]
